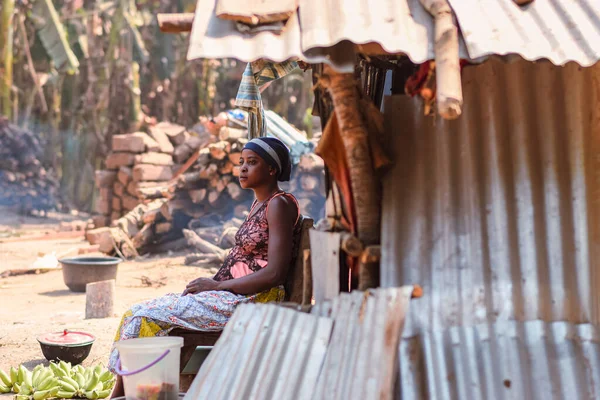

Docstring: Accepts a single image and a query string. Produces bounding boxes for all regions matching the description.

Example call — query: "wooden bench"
[170,216,314,388]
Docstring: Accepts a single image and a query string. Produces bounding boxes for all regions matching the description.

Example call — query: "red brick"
[105,152,136,170]
[132,164,173,181]
[95,170,117,188]
[134,152,174,166]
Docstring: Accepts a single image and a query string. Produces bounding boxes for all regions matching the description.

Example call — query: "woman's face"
[238,149,274,189]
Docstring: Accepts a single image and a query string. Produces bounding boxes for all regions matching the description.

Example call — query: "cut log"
[234,204,247,219]
[226,182,246,201]
[160,198,195,220]
[106,152,136,170]
[148,125,175,154]
[184,253,221,266]
[113,181,125,197]
[112,213,140,238]
[157,12,194,33]
[85,279,116,319]
[340,232,364,257]
[134,152,174,166]
[300,174,320,192]
[298,153,325,173]
[156,222,172,234]
[358,245,381,290]
[215,176,231,193]
[135,182,176,199]
[198,163,219,179]
[121,193,140,211]
[219,161,234,175]
[133,164,174,181]
[228,152,241,165]
[85,227,111,245]
[208,190,221,207]
[208,141,231,160]
[173,143,194,164]
[95,170,117,188]
[232,166,241,177]
[177,172,204,189]
[218,126,246,142]
[219,227,238,248]
[112,196,122,212]
[189,188,207,203]
[132,224,154,248]
[117,167,133,186]
[196,147,211,166]
[152,121,187,146]
[143,207,162,224]
[183,229,227,261]
[419,0,462,119]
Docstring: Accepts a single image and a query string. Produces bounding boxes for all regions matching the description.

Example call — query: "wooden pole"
[0,0,14,119]
[157,13,194,33]
[419,0,463,119]
[321,65,381,246]
[358,245,380,290]
[85,279,116,319]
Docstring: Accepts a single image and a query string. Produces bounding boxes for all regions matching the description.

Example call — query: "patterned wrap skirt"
[108,286,284,372]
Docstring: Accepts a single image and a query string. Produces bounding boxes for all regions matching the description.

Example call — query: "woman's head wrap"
[243,137,292,181]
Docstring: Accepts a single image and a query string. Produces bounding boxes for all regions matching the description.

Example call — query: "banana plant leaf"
[30,0,80,73]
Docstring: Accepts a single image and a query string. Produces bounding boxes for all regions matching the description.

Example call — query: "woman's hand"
[182,277,221,296]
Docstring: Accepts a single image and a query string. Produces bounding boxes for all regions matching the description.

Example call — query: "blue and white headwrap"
[243,137,292,182]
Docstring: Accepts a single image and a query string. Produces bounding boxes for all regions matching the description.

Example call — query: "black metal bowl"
[59,256,122,292]
[37,334,96,365]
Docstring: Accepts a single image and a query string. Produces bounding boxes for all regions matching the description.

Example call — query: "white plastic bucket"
[115,337,183,400]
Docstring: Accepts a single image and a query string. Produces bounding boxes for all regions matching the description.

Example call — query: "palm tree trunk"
[322,64,381,246]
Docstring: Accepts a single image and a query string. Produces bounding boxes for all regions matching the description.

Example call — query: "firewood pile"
[0,117,60,212]
[87,111,325,260]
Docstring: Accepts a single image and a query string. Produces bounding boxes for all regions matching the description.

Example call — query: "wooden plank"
[309,230,341,303]
[157,13,194,33]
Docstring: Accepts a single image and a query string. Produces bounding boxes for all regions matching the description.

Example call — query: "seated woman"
[108,137,300,384]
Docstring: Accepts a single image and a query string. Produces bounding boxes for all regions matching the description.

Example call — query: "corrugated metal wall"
[381,57,600,399]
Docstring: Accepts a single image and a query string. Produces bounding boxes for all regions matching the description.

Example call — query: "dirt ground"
[0,206,217,374]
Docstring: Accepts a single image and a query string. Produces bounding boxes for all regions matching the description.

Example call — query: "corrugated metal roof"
[183,303,333,400]
[449,0,600,67]
[187,0,600,70]
[380,57,600,398]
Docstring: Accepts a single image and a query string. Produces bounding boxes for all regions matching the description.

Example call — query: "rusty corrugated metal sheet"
[310,287,414,400]
[449,0,600,67]
[187,0,600,70]
[398,321,600,400]
[183,287,414,399]
[380,57,600,398]
[183,303,333,400]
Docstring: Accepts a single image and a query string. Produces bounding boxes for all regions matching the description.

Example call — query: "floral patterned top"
[213,191,301,282]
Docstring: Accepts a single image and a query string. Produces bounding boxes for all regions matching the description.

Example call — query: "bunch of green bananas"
[0,361,115,400]
[51,362,114,400]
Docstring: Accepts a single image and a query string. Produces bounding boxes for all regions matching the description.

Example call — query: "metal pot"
[37,330,96,365]
[59,256,121,292]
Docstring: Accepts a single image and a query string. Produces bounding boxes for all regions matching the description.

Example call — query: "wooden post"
[85,279,116,319]
[157,13,194,33]
[302,249,312,306]
[358,245,380,290]
[419,0,463,119]
[321,65,381,246]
